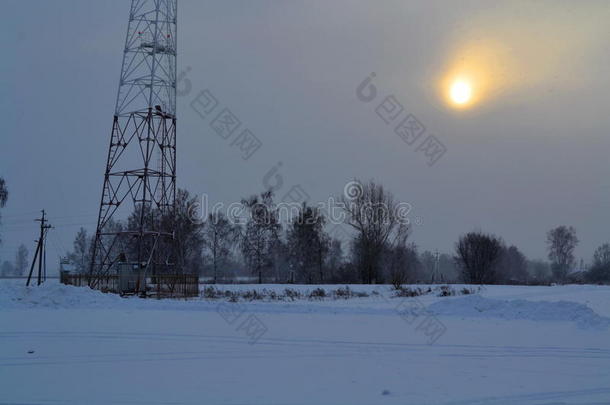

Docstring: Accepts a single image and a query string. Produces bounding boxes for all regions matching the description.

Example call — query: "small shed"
[118,263,145,295]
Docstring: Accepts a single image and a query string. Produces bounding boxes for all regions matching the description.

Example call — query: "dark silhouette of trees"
[203,212,240,283]
[586,243,610,283]
[0,177,7,245]
[286,203,329,283]
[83,189,204,275]
[170,189,205,274]
[341,179,408,283]
[68,228,90,273]
[386,241,420,288]
[527,259,551,284]
[240,190,281,284]
[497,245,528,284]
[546,226,578,283]
[454,231,503,284]
[15,244,28,276]
[326,238,344,282]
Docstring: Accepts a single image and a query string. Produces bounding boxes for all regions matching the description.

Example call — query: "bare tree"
[240,190,281,284]
[586,243,610,283]
[526,259,551,284]
[341,179,408,284]
[286,203,329,283]
[68,228,90,273]
[123,189,205,274]
[203,212,239,283]
[170,189,205,274]
[497,245,528,284]
[386,241,419,289]
[0,178,7,207]
[546,226,578,283]
[326,238,344,282]
[270,238,289,283]
[15,244,28,276]
[1,260,14,277]
[438,253,458,282]
[381,221,415,287]
[0,177,7,245]
[420,250,436,282]
[454,231,503,284]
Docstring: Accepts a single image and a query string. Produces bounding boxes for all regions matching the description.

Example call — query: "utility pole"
[26,210,52,286]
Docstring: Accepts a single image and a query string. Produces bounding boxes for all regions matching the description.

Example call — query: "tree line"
[0,177,24,277]
[1,175,609,285]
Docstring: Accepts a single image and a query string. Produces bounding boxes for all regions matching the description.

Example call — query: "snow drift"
[429,294,610,329]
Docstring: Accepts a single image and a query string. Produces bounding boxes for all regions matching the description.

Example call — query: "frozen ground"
[1,280,610,405]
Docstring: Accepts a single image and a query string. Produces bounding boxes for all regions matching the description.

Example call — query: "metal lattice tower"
[89,0,178,289]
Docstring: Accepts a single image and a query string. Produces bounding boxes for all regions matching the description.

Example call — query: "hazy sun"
[450,80,473,105]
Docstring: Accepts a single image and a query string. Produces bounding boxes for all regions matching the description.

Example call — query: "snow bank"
[3,280,609,330]
[429,295,610,329]
[0,280,124,309]
[0,281,402,318]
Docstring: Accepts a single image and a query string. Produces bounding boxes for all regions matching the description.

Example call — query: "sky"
[1,0,610,272]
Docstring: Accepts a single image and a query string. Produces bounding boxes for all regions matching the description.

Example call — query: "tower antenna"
[89,0,179,292]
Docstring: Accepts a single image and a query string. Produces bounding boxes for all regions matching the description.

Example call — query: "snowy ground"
[1,280,610,405]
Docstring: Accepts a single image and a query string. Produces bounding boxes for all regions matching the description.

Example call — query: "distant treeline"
[2,175,608,285]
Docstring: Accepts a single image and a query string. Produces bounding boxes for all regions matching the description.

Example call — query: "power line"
[2,212,96,227]
[1,221,95,230]
[0,210,43,219]
[50,232,68,256]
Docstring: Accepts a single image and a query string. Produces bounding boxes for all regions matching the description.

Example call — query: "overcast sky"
[2,0,609,270]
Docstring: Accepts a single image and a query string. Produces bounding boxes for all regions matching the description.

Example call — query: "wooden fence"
[149,274,200,298]
[60,272,199,298]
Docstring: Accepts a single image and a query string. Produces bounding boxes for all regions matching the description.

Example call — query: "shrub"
[437,286,455,297]
[394,287,424,297]
[242,289,265,301]
[284,288,301,301]
[203,286,219,299]
[309,288,327,299]
[333,286,352,299]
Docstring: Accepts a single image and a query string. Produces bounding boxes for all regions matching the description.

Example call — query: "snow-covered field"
[1,280,610,405]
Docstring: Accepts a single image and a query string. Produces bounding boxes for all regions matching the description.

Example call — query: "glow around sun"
[439,39,515,110]
[450,80,472,105]
[441,72,481,110]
